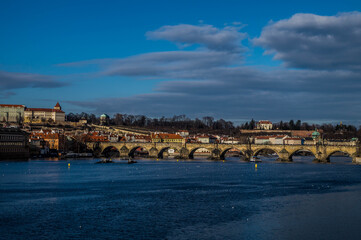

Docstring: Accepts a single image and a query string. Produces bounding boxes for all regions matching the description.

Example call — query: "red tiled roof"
[26,108,64,113]
[152,133,183,139]
[55,102,61,107]
[255,136,270,139]
[258,120,272,124]
[0,104,25,108]
[285,137,301,140]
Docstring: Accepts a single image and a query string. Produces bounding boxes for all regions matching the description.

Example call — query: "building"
[0,104,26,123]
[24,102,65,123]
[176,130,189,138]
[30,130,65,151]
[151,133,185,143]
[100,114,110,126]
[197,135,210,144]
[0,127,29,159]
[256,120,273,130]
[221,137,240,144]
[284,137,302,145]
[269,135,288,145]
[254,136,271,144]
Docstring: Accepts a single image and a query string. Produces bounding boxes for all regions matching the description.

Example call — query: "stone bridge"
[86,142,361,163]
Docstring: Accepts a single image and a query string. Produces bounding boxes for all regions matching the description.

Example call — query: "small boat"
[128,158,137,164]
[95,159,114,164]
[250,156,262,162]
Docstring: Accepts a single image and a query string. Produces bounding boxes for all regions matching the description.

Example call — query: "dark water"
[1,157,361,240]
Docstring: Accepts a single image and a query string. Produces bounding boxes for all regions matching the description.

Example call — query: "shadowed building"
[0,127,29,159]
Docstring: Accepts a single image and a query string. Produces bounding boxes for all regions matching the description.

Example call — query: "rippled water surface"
[1,157,361,240]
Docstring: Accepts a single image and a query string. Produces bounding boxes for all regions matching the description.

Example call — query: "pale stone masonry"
[0,104,26,123]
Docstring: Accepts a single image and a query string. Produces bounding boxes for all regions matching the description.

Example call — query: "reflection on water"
[0,157,360,240]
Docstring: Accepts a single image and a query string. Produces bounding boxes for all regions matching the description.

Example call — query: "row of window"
[0,142,24,146]
[0,147,27,152]
[0,135,24,141]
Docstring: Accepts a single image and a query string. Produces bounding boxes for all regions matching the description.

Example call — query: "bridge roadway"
[87,141,361,163]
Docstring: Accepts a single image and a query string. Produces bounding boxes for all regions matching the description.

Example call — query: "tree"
[289,120,295,130]
[249,119,256,129]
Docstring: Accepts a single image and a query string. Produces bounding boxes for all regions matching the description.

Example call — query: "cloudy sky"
[1,0,361,125]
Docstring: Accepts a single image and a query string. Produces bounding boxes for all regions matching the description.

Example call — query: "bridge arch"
[128,146,149,158]
[158,147,179,159]
[253,148,280,159]
[326,150,353,162]
[220,148,243,160]
[102,146,120,158]
[189,147,213,159]
[288,148,317,161]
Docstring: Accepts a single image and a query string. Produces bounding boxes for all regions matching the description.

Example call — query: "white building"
[254,136,271,144]
[269,135,288,145]
[0,104,25,123]
[284,137,302,145]
[256,120,273,130]
[176,130,189,138]
[197,135,210,143]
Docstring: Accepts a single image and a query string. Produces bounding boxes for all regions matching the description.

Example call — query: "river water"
[1,157,361,240]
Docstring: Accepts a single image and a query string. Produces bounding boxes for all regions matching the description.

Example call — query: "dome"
[312,130,320,139]
[100,114,109,118]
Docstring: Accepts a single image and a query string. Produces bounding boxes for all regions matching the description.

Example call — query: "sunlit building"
[24,102,65,123]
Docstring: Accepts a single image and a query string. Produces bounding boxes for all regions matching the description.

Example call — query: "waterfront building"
[0,127,29,159]
[0,104,26,123]
[256,120,273,130]
[24,102,65,123]
[30,131,65,151]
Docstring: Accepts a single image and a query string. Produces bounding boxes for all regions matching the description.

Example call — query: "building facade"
[151,133,185,143]
[24,102,65,123]
[0,104,26,123]
[0,127,29,159]
[256,120,273,130]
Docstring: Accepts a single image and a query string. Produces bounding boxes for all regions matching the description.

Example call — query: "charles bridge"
[87,141,361,163]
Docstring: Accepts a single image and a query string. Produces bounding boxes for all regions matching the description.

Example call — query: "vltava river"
[1,157,361,240]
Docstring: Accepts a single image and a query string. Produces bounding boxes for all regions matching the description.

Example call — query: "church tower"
[54,102,62,111]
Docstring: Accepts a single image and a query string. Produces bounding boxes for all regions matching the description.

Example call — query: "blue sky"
[1,0,361,124]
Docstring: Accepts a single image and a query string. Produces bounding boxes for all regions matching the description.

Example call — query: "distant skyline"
[1,0,361,125]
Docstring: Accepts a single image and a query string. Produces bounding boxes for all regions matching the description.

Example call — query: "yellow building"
[151,133,185,143]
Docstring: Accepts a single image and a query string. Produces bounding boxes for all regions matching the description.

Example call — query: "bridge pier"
[178,147,189,159]
[162,151,169,159]
[210,149,221,160]
[242,150,253,161]
[149,147,159,159]
[277,149,292,162]
[119,146,130,158]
